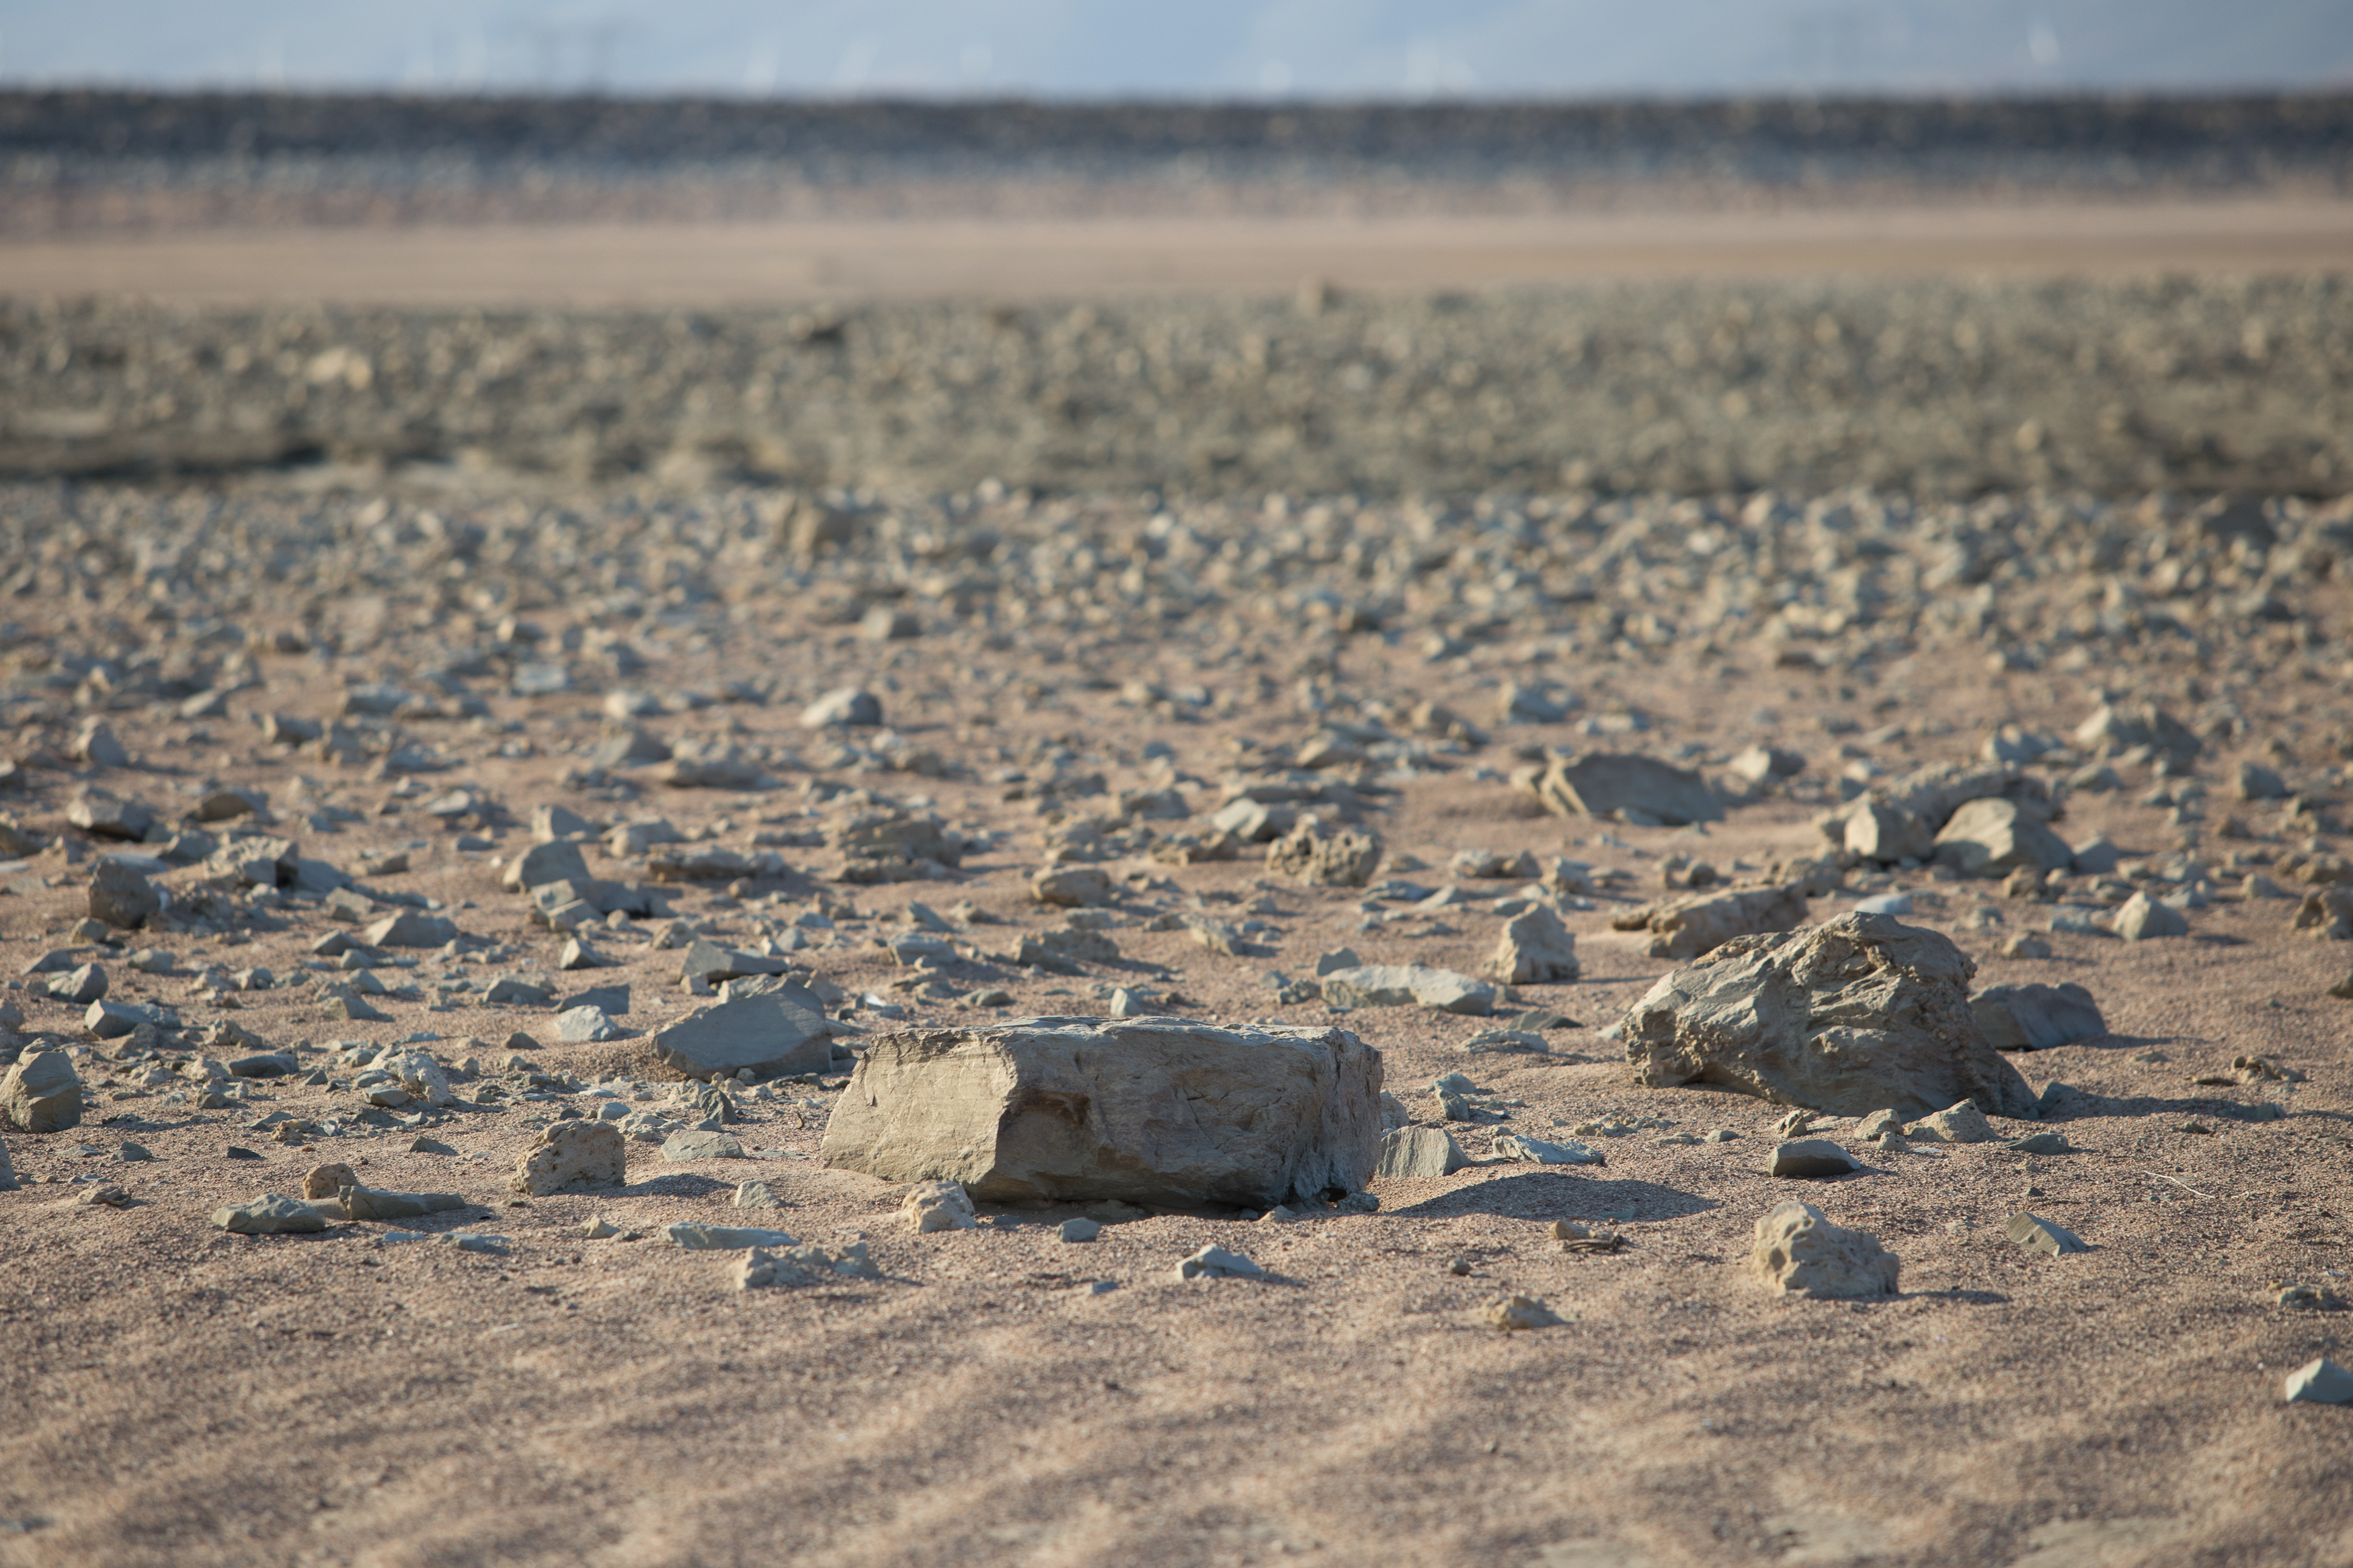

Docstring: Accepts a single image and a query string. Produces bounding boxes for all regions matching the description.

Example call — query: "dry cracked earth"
[3,259,2353,1563]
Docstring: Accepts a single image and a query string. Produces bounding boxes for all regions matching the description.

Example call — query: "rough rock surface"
[1318,963,1497,1016]
[2006,1212,2090,1255]
[212,1195,329,1234]
[1519,752,1722,825]
[1749,1202,1899,1297]
[651,989,834,1081]
[1933,798,2078,878]
[512,1120,627,1196]
[1373,1125,1469,1178]
[1622,913,2039,1120]
[1972,983,2106,1050]
[1,1050,83,1134]
[1616,883,1810,960]
[2116,893,2190,941]
[1486,905,1581,984]
[821,1017,1383,1208]
[87,858,161,929]
[1767,1139,1863,1178]
[1265,817,1383,887]
[902,1178,978,1233]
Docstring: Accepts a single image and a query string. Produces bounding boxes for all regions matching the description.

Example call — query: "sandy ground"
[2,198,2350,307]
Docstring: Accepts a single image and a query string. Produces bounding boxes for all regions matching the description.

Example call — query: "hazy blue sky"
[1,1,2346,97]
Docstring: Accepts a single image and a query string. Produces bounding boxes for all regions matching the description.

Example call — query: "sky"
[0,1,2346,98]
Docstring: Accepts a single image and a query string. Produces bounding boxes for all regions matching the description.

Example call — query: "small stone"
[1853,1109,1903,1140]
[409,1137,457,1155]
[512,1120,626,1196]
[114,1143,152,1163]
[1552,1220,1626,1253]
[1374,1125,1469,1178]
[1482,1293,1566,1330]
[902,1178,978,1233]
[2009,1132,2071,1155]
[1265,816,1383,887]
[77,1183,131,1208]
[1031,866,1117,907]
[2005,1212,2089,1255]
[2114,892,2190,941]
[45,963,108,1006]
[665,1221,798,1251]
[301,1163,358,1198]
[1173,1244,1265,1282]
[1702,1129,1740,1143]
[212,1194,327,1234]
[2277,1283,2345,1311]
[2284,1357,2353,1405]
[364,910,461,949]
[736,1240,881,1288]
[1059,1217,1103,1243]
[800,686,883,728]
[1767,1139,1862,1178]
[225,1146,262,1161]
[437,1232,508,1254]
[1909,1101,1995,1145]
[582,1216,623,1239]
[2001,934,2055,959]
[1,1051,83,1134]
[1484,904,1581,985]
[87,860,160,930]
[661,1130,746,1161]
[1749,1201,1899,1298]
[1492,1132,1605,1166]
[733,1180,786,1209]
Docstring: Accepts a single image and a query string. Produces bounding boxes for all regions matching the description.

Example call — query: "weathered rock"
[75,720,128,768]
[364,909,460,948]
[1519,752,1723,826]
[555,1005,625,1043]
[1374,1124,1469,1178]
[0,1132,15,1192]
[1032,866,1116,907]
[661,1130,747,1161]
[737,1241,881,1288]
[1265,817,1382,887]
[45,963,108,1005]
[1909,1100,1995,1144]
[1318,963,1496,1016]
[87,859,160,930]
[665,1222,796,1251]
[84,999,145,1040]
[822,1017,1382,1208]
[2075,701,2201,761]
[1843,802,1937,864]
[801,686,883,727]
[676,938,790,986]
[1492,1132,1605,1165]
[1486,905,1581,985]
[1483,1294,1566,1329]
[733,1180,785,1209]
[2284,1357,2353,1405]
[1,1050,82,1133]
[828,809,961,869]
[652,988,834,1081]
[902,1178,978,1233]
[1730,745,1808,785]
[2116,892,2190,941]
[2294,886,2353,940]
[212,1195,329,1235]
[503,839,592,891]
[301,1162,358,1199]
[68,793,155,841]
[1818,763,2057,853]
[1933,798,2077,878]
[1615,883,1810,960]
[2005,1212,2089,1255]
[1768,1139,1862,1178]
[1624,913,2038,1120]
[1749,1201,1899,1298]
[512,1120,626,1196]
[324,1187,469,1222]
[1972,982,2106,1050]
[1173,1244,1265,1281]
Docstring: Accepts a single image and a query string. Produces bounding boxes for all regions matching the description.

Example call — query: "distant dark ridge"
[4,89,2350,185]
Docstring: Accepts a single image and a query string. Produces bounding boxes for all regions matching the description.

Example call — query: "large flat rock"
[653,987,836,1082]
[820,1017,1384,1208]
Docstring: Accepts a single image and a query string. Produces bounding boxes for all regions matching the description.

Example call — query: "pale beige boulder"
[1750,1201,1899,1298]
[512,1120,627,1196]
[1485,905,1581,985]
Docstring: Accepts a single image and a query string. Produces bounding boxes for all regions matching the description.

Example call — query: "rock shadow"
[1386,1171,1716,1223]
[2038,1088,2288,1124]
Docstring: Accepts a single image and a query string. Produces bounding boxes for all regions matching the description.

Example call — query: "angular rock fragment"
[320,1187,470,1222]
[1842,802,1936,865]
[69,793,154,841]
[512,1120,626,1196]
[822,1017,1382,1208]
[212,1195,329,1235]
[2075,702,2201,761]
[1909,1100,1995,1144]
[555,1005,625,1043]
[502,839,592,892]
[1749,1202,1899,1298]
[2005,1212,2088,1255]
[1518,752,1723,826]
[1265,816,1382,887]
[2283,1357,2353,1405]
[661,1130,746,1161]
[1486,904,1581,984]
[45,963,108,1005]
[1173,1245,1265,1282]
[1,1050,82,1134]
[2115,893,2189,941]
[1933,798,2077,878]
[1374,1125,1469,1178]
[1318,963,1496,1016]
[364,909,460,948]
[666,1222,797,1251]
[1032,866,1115,907]
[1483,1294,1566,1329]
[1972,983,2106,1050]
[653,988,835,1081]
[801,687,883,728]
[902,1178,978,1233]
[301,1162,359,1199]
[1623,913,2038,1120]
[87,859,160,930]
[1492,1132,1605,1166]
[1768,1139,1862,1178]
[737,1241,881,1288]
[1613,882,1808,960]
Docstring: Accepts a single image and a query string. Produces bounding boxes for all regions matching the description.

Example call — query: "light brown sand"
[3,198,2350,308]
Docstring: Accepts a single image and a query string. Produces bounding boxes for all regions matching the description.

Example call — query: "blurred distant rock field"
[2,91,2348,230]
[1,275,2344,498]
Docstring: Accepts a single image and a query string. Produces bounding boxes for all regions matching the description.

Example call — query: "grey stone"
[1318,963,1497,1016]
[1486,904,1581,985]
[1909,1100,1995,1144]
[1173,1244,1265,1281]
[1519,751,1723,825]
[1618,883,1810,960]
[652,989,834,1081]
[1,1050,82,1134]
[665,1221,797,1251]
[1492,1132,1605,1165]
[68,793,155,841]
[1933,798,2077,878]
[661,1130,748,1161]
[824,1017,1382,1209]
[321,1187,469,1222]
[2009,1132,2072,1155]
[1265,817,1383,886]
[83,999,145,1040]
[677,939,790,985]
[1972,982,2106,1050]
[733,1180,785,1209]
[554,1005,625,1043]
[0,1132,14,1191]
[511,1120,626,1196]
[227,1051,299,1077]
[45,963,108,1005]
[2116,893,2190,941]
[902,1178,978,1232]
[1749,1201,1899,1298]
[2005,1212,2088,1255]
[1032,866,1117,907]
[1059,1217,1102,1242]
[1483,1294,1567,1329]
[2235,761,2289,801]
[503,839,592,891]
[1374,1125,1470,1178]
[1843,802,1936,864]
[1623,911,2039,1120]
[2284,1357,2353,1405]
[2075,701,2201,761]
[801,686,883,727]
[364,910,460,948]
[87,859,160,930]
[737,1241,881,1288]
[1768,1139,1862,1178]
[212,1194,328,1235]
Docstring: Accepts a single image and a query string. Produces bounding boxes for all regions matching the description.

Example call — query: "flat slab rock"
[1318,964,1497,1016]
[1972,981,2107,1051]
[821,1016,1384,1209]
[1520,751,1724,826]
[651,987,835,1081]
[1622,911,2039,1121]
